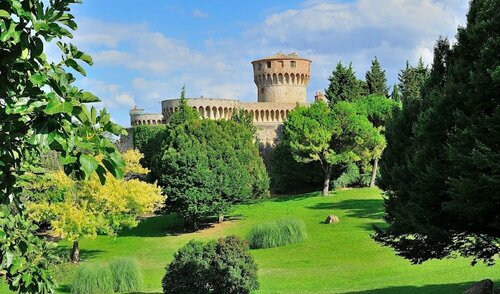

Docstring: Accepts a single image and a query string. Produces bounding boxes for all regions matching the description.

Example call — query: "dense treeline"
[272,58,396,194]
[136,91,269,229]
[376,0,499,265]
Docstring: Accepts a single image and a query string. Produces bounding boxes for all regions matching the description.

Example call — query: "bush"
[248,219,307,249]
[71,263,113,294]
[109,258,142,293]
[162,236,259,294]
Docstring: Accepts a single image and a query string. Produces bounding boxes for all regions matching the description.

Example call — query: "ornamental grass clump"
[71,263,113,294]
[248,219,307,249]
[109,258,142,293]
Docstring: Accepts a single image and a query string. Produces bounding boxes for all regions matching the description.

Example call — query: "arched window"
[212,107,217,119]
[266,61,271,68]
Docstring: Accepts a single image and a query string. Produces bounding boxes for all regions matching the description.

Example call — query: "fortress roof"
[251,52,311,63]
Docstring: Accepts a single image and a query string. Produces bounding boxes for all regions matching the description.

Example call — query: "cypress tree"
[365,57,389,96]
[376,0,500,265]
[325,62,363,107]
[390,85,400,102]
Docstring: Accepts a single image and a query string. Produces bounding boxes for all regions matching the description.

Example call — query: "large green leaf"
[44,97,73,115]
[79,154,98,178]
[81,91,100,103]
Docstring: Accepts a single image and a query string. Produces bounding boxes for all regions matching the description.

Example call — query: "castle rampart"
[120,52,314,155]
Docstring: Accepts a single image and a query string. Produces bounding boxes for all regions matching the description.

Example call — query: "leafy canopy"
[0,0,125,292]
[25,150,164,242]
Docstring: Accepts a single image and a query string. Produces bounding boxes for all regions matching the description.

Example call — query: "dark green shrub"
[162,236,259,294]
[71,263,113,294]
[109,258,142,293]
[248,219,307,249]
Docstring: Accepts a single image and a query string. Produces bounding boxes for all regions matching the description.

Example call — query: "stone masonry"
[121,53,316,152]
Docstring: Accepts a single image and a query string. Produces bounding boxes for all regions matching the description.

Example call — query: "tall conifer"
[365,57,389,96]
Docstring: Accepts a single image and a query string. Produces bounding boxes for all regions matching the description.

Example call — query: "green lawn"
[4,188,499,293]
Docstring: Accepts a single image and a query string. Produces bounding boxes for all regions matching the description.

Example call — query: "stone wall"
[252,53,311,104]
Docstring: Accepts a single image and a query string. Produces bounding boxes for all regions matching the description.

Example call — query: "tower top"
[252,52,311,104]
[251,52,311,64]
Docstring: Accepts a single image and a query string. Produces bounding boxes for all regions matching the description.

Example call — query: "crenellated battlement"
[123,53,318,152]
[251,53,311,104]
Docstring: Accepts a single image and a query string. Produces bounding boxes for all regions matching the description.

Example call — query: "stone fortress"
[123,52,325,151]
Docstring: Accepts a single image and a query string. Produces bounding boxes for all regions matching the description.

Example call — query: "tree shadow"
[309,199,385,231]
[120,214,186,237]
[120,212,244,238]
[52,246,106,261]
[270,191,321,202]
[309,199,384,220]
[343,280,500,294]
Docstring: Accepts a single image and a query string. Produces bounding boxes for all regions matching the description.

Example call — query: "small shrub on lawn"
[248,219,307,249]
[162,236,259,294]
[71,263,113,294]
[109,258,142,293]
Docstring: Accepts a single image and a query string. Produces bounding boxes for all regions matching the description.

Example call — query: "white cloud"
[193,9,209,18]
[80,78,136,109]
[72,0,468,127]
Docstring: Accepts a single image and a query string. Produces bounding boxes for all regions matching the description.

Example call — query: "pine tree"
[325,62,363,106]
[365,57,388,96]
[390,85,400,102]
[376,0,500,265]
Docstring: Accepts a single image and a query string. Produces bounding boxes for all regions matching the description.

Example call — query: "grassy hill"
[4,188,498,293]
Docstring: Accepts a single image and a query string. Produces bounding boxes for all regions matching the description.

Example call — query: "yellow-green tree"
[25,150,164,262]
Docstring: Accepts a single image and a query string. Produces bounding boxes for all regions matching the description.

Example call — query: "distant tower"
[252,52,311,104]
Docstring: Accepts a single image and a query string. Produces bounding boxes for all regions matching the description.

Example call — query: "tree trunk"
[369,157,379,187]
[218,214,224,223]
[322,167,332,196]
[70,240,80,263]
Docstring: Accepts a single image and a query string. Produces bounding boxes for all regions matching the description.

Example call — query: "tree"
[24,150,164,262]
[133,124,167,177]
[168,86,199,127]
[376,0,499,265]
[353,95,397,187]
[365,57,389,96]
[0,0,125,292]
[325,62,364,106]
[162,236,259,294]
[157,118,268,228]
[283,101,383,196]
[390,85,400,103]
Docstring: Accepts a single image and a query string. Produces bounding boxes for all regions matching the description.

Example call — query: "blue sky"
[63,0,469,127]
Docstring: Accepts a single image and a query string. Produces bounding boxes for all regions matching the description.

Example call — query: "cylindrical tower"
[251,52,311,104]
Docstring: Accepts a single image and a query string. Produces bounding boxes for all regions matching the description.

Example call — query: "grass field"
[3,188,499,293]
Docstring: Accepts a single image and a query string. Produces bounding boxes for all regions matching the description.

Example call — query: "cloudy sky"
[66,0,469,127]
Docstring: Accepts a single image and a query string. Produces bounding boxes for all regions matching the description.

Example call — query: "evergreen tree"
[325,62,364,106]
[376,0,500,265]
[365,57,389,96]
[390,85,400,102]
[169,86,200,126]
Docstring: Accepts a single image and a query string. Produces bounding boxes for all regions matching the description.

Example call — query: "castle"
[121,53,325,151]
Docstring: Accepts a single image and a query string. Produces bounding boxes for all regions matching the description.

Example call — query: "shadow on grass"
[343,280,499,294]
[52,246,105,261]
[309,199,384,220]
[120,212,244,238]
[270,191,321,202]
[120,214,185,237]
[310,199,385,231]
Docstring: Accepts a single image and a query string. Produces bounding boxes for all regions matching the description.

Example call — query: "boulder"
[463,279,494,294]
[325,215,339,224]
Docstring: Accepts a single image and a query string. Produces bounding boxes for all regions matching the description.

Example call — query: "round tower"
[251,52,311,104]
